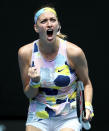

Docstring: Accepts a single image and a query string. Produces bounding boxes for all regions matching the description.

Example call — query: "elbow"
[83,79,93,89]
[24,90,33,99]
[23,86,39,99]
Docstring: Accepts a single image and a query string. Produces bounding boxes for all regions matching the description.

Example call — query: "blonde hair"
[34,6,67,40]
[57,32,67,40]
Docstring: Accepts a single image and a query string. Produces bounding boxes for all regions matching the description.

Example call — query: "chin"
[46,37,54,43]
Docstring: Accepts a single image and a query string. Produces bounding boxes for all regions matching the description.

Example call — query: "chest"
[32,42,77,88]
[39,54,72,88]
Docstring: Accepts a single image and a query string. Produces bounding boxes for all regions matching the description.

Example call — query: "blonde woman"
[18,6,94,131]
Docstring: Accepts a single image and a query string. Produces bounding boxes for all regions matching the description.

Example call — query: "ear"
[34,24,39,33]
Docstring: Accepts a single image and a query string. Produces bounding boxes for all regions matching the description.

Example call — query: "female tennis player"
[18,5,94,131]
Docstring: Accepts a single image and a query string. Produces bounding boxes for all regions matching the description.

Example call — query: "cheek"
[55,23,59,30]
[38,27,47,38]
[39,26,46,33]
[54,25,59,32]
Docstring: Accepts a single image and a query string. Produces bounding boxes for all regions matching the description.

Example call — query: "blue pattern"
[40,88,58,95]
[54,75,70,87]
[34,43,38,52]
[45,107,56,117]
[65,61,75,74]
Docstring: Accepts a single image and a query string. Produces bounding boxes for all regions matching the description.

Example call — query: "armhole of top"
[64,40,70,66]
[30,40,38,66]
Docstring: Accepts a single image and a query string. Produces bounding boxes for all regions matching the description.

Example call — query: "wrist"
[85,101,94,118]
[29,79,40,88]
[85,101,92,106]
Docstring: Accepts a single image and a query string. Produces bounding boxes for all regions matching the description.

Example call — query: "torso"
[23,38,78,70]
[26,38,79,118]
[31,38,78,97]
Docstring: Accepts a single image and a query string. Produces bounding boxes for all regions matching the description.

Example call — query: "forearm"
[84,80,94,119]
[24,84,39,98]
[84,80,93,104]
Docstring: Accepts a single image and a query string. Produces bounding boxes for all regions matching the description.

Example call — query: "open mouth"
[47,29,53,37]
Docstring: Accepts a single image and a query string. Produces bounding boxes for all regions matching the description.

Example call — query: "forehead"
[38,11,57,20]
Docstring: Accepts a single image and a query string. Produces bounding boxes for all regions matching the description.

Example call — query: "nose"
[47,20,52,27]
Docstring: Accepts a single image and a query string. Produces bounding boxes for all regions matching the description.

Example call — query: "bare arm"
[73,49,93,103]
[67,42,93,119]
[18,44,39,98]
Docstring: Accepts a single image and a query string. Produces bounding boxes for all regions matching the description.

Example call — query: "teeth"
[47,29,53,37]
[47,29,53,31]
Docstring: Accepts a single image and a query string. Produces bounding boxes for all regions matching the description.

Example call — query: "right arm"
[18,44,39,98]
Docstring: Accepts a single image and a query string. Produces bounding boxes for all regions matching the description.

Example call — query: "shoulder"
[18,42,33,56]
[66,41,87,68]
[18,42,33,64]
[66,41,84,57]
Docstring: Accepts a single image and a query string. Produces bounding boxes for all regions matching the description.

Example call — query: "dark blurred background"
[0,0,106,131]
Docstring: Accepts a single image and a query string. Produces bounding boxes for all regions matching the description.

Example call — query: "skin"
[18,9,93,131]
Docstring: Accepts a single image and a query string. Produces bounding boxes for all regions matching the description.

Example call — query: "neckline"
[36,38,61,62]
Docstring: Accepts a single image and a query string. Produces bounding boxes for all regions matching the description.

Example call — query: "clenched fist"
[28,66,40,83]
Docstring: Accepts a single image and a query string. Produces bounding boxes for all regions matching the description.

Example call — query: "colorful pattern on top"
[28,38,78,121]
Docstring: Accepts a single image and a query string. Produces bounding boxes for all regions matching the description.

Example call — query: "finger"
[28,67,32,75]
[32,61,35,67]
[83,113,92,122]
[28,67,37,73]
[32,67,37,71]
[83,117,90,122]
[28,68,36,76]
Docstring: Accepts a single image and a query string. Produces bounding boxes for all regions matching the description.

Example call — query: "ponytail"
[56,32,67,40]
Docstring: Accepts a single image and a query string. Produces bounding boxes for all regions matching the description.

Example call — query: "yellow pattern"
[31,84,40,88]
[37,52,40,56]
[55,65,70,75]
[85,101,92,106]
[36,111,49,119]
[46,96,56,103]
[57,95,67,100]
[91,112,94,118]
[52,104,58,107]
[70,81,76,86]
[44,7,57,15]
[85,101,94,118]
[68,91,76,100]
[50,86,61,89]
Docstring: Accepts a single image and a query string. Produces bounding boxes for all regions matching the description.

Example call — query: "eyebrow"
[40,17,56,21]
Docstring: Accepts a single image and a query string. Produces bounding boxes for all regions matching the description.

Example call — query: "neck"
[38,37,59,55]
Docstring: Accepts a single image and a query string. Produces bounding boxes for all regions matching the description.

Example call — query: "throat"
[41,45,57,54]
[38,39,60,61]
[38,38,59,55]
[43,53,58,62]
[40,47,59,61]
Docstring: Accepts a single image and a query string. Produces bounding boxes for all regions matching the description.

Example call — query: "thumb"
[84,109,91,121]
[32,61,35,67]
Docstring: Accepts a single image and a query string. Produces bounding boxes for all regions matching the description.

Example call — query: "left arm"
[67,42,93,120]
[73,49,93,104]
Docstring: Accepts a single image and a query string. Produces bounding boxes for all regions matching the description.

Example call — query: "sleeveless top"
[28,38,78,120]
